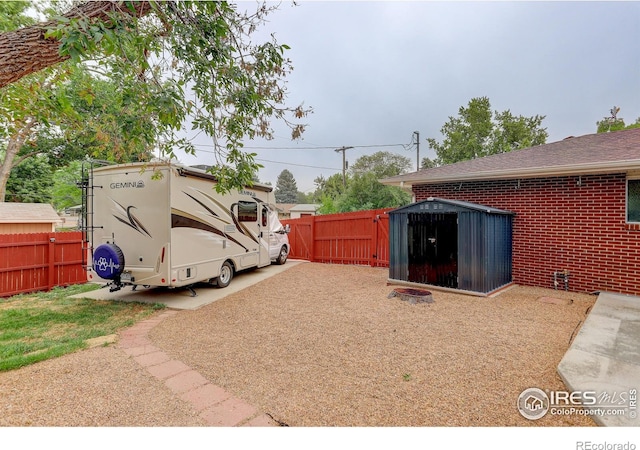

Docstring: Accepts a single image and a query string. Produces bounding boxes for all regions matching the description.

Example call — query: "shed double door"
[407,212,458,288]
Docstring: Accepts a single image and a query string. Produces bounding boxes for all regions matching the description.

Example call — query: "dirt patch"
[150,262,597,426]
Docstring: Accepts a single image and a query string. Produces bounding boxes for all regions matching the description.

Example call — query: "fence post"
[369,210,376,267]
[47,233,56,291]
[310,215,316,262]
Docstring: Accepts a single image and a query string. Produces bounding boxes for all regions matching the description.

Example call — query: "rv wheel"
[275,245,288,265]
[216,261,234,288]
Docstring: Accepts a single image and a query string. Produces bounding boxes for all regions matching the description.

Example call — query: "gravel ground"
[151,263,596,427]
[0,345,206,426]
[0,262,597,427]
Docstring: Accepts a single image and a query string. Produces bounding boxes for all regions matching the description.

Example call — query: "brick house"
[381,128,640,295]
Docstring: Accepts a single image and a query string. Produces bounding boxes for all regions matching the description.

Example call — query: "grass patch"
[0,284,163,372]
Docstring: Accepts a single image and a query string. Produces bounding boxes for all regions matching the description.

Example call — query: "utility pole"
[413,131,420,171]
[335,146,353,187]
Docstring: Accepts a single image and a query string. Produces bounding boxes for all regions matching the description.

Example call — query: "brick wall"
[413,173,640,295]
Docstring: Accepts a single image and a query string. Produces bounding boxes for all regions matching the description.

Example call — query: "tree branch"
[0,1,154,89]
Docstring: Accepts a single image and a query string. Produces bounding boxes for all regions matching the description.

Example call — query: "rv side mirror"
[285,224,291,234]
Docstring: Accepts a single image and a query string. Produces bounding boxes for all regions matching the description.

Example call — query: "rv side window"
[262,206,268,227]
[237,201,258,222]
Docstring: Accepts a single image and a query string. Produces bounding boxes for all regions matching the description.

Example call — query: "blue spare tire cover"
[93,243,125,280]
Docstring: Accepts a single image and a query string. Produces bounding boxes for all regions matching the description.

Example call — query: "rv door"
[258,205,271,266]
[232,199,270,268]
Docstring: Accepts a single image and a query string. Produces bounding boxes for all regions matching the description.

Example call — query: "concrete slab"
[71,260,304,310]
[558,292,640,427]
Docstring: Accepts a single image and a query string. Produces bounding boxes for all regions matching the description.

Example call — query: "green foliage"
[1,1,308,197]
[420,157,438,169]
[311,173,347,204]
[314,151,411,213]
[349,151,412,179]
[51,160,82,211]
[317,193,339,215]
[275,169,299,203]
[596,107,640,133]
[334,172,411,212]
[6,155,53,203]
[427,96,548,165]
[0,283,160,372]
[42,1,310,193]
[0,1,34,32]
[49,70,155,163]
[296,190,312,204]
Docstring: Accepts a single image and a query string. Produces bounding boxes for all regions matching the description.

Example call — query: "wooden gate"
[0,232,86,298]
[282,208,391,267]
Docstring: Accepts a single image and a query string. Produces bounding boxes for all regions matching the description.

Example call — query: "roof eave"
[381,160,640,188]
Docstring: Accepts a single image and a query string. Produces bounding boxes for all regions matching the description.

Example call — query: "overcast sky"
[177,1,640,194]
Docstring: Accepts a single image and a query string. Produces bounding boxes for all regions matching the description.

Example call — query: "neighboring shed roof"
[381,128,640,188]
[0,203,62,224]
[290,204,321,213]
[275,203,296,215]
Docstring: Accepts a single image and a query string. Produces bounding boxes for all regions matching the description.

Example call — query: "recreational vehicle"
[82,161,290,293]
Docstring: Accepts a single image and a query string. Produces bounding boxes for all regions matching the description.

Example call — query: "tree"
[349,151,412,179]
[51,160,82,211]
[5,154,53,203]
[427,97,547,165]
[316,151,411,213]
[334,172,410,212]
[0,1,154,88]
[311,173,347,204]
[420,157,438,170]
[597,106,640,133]
[0,1,309,195]
[274,169,298,203]
[0,1,34,32]
[0,2,153,201]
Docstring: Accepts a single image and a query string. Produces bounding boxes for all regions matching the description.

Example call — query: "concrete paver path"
[118,310,278,427]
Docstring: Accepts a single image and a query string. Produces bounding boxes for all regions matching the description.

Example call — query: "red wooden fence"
[0,232,86,298]
[282,208,392,267]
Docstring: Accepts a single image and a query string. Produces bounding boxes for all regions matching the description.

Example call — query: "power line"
[189,142,411,151]
[183,140,415,173]
[184,147,341,171]
[254,158,341,171]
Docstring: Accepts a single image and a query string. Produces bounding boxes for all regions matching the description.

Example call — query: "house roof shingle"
[381,128,640,188]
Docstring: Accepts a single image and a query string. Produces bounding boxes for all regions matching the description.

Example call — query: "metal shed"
[388,197,514,295]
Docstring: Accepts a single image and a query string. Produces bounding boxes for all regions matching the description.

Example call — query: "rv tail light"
[161,247,165,263]
[161,278,166,284]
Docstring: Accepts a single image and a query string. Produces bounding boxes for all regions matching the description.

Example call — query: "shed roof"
[381,128,640,188]
[389,197,515,215]
[290,204,321,212]
[275,203,296,214]
[0,203,62,224]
